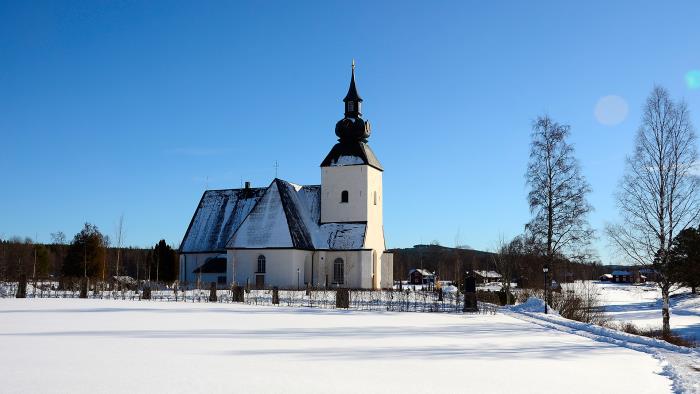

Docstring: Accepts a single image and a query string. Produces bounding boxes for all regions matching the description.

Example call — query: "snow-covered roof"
[329,155,365,166]
[600,274,613,278]
[228,180,312,249]
[225,179,367,251]
[320,141,383,171]
[409,268,434,276]
[180,188,266,253]
[612,270,632,276]
[317,223,366,249]
[473,270,502,279]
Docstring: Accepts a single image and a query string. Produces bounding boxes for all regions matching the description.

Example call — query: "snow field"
[0,298,673,393]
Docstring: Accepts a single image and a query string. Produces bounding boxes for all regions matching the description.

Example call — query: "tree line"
[390,243,606,286]
[0,223,178,284]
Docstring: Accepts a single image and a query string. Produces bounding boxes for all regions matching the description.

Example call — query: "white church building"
[179,65,393,289]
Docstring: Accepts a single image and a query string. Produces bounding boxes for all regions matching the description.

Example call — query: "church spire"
[343,59,363,117]
[335,61,371,142]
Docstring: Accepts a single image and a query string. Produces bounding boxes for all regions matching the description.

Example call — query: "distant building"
[611,270,632,283]
[639,268,658,282]
[409,269,435,285]
[179,64,393,289]
[473,270,502,284]
[599,273,613,282]
[610,270,646,284]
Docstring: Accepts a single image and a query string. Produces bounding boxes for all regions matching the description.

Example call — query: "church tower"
[320,61,383,224]
[320,62,387,288]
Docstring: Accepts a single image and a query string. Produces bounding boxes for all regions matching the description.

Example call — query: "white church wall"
[381,252,394,288]
[321,165,368,223]
[313,250,371,288]
[363,167,386,288]
[229,249,311,289]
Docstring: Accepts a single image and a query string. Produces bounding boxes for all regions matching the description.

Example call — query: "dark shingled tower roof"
[343,60,362,105]
[321,61,383,171]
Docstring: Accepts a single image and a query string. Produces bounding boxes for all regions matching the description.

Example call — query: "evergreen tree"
[62,223,107,279]
[669,227,700,294]
[151,240,178,283]
[36,245,50,278]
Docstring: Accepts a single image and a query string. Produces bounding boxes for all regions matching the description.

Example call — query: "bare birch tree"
[607,86,699,335]
[526,115,594,264]
[115,215,124,280]
[491,235,524,304]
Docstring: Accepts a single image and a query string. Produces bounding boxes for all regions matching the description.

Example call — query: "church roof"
[320,141,383,171]
[224,179,367,250]
[180,187,266,253]
[181,180,366,253]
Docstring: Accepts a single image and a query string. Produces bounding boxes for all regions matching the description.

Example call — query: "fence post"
[15,274,27,298]
[142,285,151,300]
[209,282,217,302]
[336,288,350,309]
[79,277,89,299]
[231,284,244,303]
[272,287,279,305]
[463,272,478,313]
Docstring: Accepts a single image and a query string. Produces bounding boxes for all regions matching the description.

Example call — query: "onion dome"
[335,60,371,142]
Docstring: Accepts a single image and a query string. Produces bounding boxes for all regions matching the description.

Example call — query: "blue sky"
[1,1,699,264]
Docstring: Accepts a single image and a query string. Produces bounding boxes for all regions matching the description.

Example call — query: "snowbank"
[509,297,560,316]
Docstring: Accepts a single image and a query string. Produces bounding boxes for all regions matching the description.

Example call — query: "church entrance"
[255,274,265,289]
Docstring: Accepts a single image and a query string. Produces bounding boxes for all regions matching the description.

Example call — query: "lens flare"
[594,95,628,126]
[686,70,700,90]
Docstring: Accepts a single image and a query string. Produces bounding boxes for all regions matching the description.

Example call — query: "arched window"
[257,255,266,273]
[333,258,345,285]
[341,190,349,203]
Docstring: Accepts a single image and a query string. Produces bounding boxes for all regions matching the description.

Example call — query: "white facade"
[227,248,390,289]
[228,249,310,289]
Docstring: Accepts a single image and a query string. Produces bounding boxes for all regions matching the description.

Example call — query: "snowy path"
[504,306,700,393]
[0,299,674,393]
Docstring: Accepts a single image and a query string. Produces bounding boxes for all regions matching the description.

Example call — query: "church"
[179,64,393,289]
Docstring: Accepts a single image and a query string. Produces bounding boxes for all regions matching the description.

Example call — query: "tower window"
[347,101,354,112]
[333,258,345,284]
[257,255,266,273]
[341,190,349,203]
[373,191,377,206]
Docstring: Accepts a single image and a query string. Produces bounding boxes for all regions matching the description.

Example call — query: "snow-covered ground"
[506,297,700,393]
[574,281,700,341]
[0,298,676,393]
